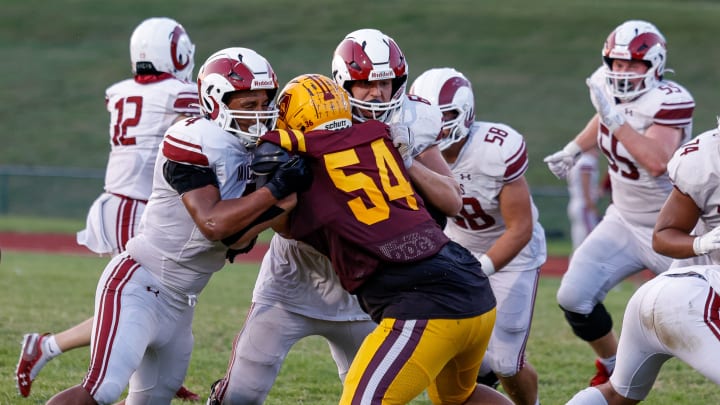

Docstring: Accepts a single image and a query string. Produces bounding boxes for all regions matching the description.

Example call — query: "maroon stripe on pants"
[704,287,720,341]
[82,256,140,396]
[114,196,141,253]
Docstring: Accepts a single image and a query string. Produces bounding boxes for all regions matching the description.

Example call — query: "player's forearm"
[652,228,698,259]
[613,125,680,176]
[407,161,462,216]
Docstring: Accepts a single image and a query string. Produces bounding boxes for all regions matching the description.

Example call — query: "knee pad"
[566,387,608,405]
[561,303,613,342]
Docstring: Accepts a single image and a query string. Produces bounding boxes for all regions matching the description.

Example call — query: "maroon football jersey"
[260,120,449,292]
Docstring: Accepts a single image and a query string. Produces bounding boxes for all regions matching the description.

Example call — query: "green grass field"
[1,251,718,404]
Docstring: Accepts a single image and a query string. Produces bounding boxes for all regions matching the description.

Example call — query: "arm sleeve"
[162,160,219,194]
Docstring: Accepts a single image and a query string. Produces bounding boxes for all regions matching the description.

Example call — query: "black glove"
[251,142,291,176]
[225,236,257,263]
[265,156,313,199]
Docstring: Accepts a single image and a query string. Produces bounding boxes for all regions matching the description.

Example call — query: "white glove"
[474,253,496,277]
[543,141,582,179]
[587,79,625,132]
[389,124,415,168]
[693,225,720,255]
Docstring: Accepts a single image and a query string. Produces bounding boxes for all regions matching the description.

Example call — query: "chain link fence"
[0,166,581,241]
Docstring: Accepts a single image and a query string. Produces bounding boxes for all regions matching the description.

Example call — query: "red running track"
[0,231,652,280]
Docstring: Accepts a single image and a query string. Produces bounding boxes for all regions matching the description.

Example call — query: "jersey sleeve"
[668,130,716,206]
[161,120,211,167]
[489,122,529,183]
[652,86,694,128]
[172,82,200,116]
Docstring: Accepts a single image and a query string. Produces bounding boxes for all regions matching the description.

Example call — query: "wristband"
[562,141,582,158]
[693,236,707,255]
[477,254,496,277]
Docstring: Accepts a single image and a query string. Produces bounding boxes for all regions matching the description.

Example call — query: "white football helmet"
[409,68,475,151]
[197,47,279,147]
[602,20,667,101]
[331,28,408,123]
[130,17,195,82]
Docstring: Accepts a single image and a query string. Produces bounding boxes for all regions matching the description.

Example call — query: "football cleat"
[589,359,611,386]
[15,333,52,397]
[206,378,226,405]
[175,385,201,401]
[476,370,500,390]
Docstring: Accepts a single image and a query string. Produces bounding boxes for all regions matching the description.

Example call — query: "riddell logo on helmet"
[369,70,395,80]
[253,79,275,88]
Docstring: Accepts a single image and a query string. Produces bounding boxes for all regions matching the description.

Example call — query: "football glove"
[543,141,582,179]
[693,225,720,255]
[587,79,625,133]
[389,124,414,168]
[265,156,313,200]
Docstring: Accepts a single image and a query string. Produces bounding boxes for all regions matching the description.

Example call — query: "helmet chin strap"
[248,123,268,136]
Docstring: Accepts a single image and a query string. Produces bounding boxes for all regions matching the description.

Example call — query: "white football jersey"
[126,117,254,296]
[103,77,198,200]
[444,121,546,271]
[668,129,720,264]
[388,94,442,156]
[252,234,370,321]
[588,67,694,227]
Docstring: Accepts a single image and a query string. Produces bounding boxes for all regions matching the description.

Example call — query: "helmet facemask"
[220,90,278,147]
[603,60,660,101]
[346,76,406,123]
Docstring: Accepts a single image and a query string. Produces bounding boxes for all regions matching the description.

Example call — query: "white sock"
[598,355,616,374]
[43,335,63,359]
[566,387,608,405]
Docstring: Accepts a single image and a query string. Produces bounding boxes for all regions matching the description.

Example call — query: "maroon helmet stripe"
[170,25,190,71]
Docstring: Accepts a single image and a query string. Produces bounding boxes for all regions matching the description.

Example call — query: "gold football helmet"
[276,74,352,132]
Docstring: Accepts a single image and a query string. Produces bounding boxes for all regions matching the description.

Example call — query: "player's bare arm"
[488,177,534,271]
[652,187,701,258]
[181,183,291,242]
[409,145,462,216]
[612,123,682,177]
